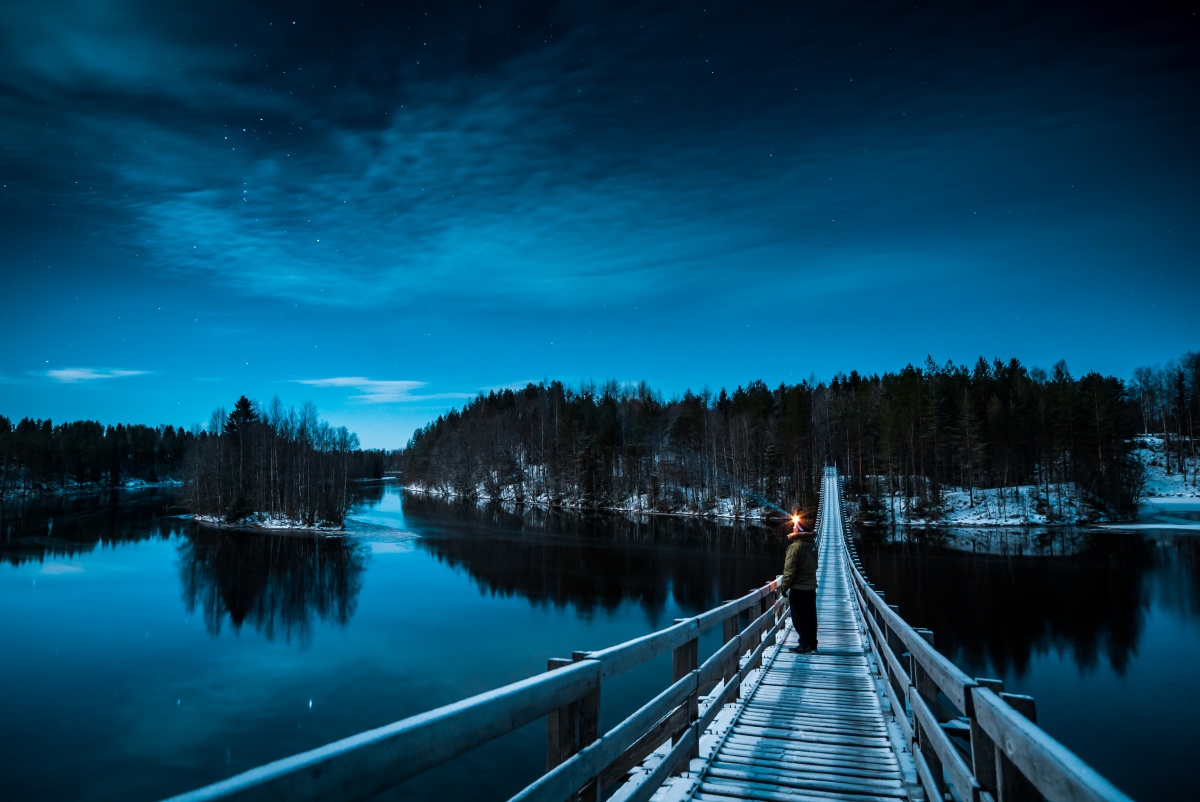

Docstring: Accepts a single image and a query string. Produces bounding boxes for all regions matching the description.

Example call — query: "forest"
[0,396,388,527]
[4,352,1196,526]
[403,352,1200,522]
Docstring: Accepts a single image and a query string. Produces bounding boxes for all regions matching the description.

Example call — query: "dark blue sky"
[2,1,1197,447]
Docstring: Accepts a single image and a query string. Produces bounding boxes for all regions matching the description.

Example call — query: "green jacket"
[781,537,818,591]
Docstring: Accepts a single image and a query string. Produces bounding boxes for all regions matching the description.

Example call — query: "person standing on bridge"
[781,517,818,653]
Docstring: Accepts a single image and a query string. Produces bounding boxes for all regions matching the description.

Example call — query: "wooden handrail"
[162,659,601,802]
[971,687,1132,802]
[163,575,785,802]
[542,579,784,800]
[829,467,1134,802]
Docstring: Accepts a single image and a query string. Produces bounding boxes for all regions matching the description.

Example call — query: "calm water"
[0,484,782,801]
[857,516,1200,801]
[4,488,1197,801]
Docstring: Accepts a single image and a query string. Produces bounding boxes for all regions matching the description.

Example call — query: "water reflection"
[178,528,368,644]
[402,494,784,620]
[0,489,179,566]
[854,526,1200,677]
[350,479,387,508]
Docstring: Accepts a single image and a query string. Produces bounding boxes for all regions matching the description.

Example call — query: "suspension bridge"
[166,467,1131,802]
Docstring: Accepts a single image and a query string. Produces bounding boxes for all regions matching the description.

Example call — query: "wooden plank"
[710,755,903,783]
[697,675,738,733]
[164,659,602,802]
[911,747,945,802]
[909,684,978,802]
[734,713,888,737]
[743,698,882,716]
[704,769,905,797]
[713,740,894,766]
[715,742,899,768]
[718,739,900,770]
[971,688,1135,802]
[880,666,912,744]
[737,705,886,726]
[698,782,902,802]
[599,705,687,791]
[619,727,698,802]
[702,769,910,799]
[710,760,902,789]
[728,724,891,749]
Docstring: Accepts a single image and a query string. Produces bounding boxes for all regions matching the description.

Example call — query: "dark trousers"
[790,589,818,650]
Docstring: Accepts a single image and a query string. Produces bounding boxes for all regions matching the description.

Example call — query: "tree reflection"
[178,528,367,644]
[402,494,784,625]
[0,489,178,566]
[857,529,1159,677]
[348,480,387,509]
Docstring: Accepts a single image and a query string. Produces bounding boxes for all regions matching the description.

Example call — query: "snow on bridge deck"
[649,469,920,802]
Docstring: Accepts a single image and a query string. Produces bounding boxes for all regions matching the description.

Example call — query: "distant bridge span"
[166,468,1131,802]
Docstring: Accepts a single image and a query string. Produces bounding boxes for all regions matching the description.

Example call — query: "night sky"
[2,1,1197,448]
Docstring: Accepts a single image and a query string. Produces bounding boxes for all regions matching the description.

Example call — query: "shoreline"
[1,479,184,502]
[190,513,345,535]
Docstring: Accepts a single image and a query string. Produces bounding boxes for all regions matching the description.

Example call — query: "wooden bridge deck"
[653,472,919,802]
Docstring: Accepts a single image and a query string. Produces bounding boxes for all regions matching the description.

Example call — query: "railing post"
[547,655,600,801]
[997,693,1040,802]
[878,596,905,714]
[971,678,1004,798]
[570,651,601,802]
[887,604,904,658]
[672,621,700,761]
[747,593,767,674]
[546,657,576,771]
[722,607,740,696]
[911,628,946,801]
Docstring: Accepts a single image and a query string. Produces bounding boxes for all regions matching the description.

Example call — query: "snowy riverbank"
[865,433,1197,528]
[407,434,1197,529]
[402,482,787,524]
[1,477,184,501]
[191,513,345,533]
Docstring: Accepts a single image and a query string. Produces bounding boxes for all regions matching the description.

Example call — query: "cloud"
[47,368,149,383]
[5,0,1194,318]
[295,377,472,404]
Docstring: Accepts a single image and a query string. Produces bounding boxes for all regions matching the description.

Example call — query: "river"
[0,483,780,801]
[1,485,1196,800]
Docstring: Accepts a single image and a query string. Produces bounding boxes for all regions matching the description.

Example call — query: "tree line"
[401,354,1199,521]
[0,416,191,494]
[1,397,389,527]
[402,378,823,517]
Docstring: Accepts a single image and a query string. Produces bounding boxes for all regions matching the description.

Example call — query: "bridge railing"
[164,577,787,802]
[831,471,1133,802]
